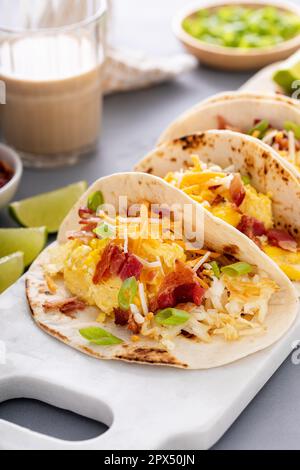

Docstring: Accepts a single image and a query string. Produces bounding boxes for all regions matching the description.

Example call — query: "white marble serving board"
[0,276,299,450]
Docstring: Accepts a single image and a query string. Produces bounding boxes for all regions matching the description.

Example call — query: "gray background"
[0,0,300,450]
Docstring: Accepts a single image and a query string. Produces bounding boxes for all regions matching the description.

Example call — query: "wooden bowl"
[173,0,300,71]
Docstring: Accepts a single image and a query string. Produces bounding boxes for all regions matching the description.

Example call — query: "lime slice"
[0,227,47,267]
[0,252,24,294]
[10,181,87,234]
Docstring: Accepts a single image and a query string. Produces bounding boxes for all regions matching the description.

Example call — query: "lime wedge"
[10,181,87,234]
[0,252,24,294]
[0,227,47,267]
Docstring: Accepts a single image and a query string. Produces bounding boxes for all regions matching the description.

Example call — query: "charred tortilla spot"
[223,244,239,256]
[81,346,103,358]
[170,157,177,162]
[38,323,69,343]
[146,167,153,174]
[181,330,197,340]
[117,347,188,367]
[175,134,206,151]
[245,154,255,169]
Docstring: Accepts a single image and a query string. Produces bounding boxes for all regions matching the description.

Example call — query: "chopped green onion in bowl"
[155,308,190,326]
[221,262,253,277]
[182,6,300,50]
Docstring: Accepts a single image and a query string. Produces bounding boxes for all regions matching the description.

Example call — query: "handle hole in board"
[0,398,109,442]
[0,376,114,443]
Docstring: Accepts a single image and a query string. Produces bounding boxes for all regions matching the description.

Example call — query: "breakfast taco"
[26,173,298,369]
[158,92,300,177]
[135,130,300,287]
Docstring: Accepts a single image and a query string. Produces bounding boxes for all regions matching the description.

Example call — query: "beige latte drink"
[0,0,107,168]
[0,34,103,167]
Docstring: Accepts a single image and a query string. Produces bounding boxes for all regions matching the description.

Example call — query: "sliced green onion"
[284,121,300,140]
[79,327,123,346]
[118,277,138,311]
[182,6,300,50]
[241,175,251,185]
[248,120,269,139]
[210,261,220,278]
[87,191,104,212]
[155,308,190,326]
[94,223,115,239]
[221,262,253,277]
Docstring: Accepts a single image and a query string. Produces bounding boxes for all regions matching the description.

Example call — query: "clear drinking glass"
[0,0,107,168]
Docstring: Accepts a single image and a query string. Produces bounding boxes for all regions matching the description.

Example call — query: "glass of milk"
[0,0,107,168]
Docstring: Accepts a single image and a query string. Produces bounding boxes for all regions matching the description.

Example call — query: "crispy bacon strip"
[78,207,95,219]
[237,215,266,247]
[128,313,141,334]
[230,174,245,207]
[150,260,206,312]
[114,308,141,334]
[93,243,143,284]
[93,244,124,283]
[43,297,86,318]
[79,221,98,232]
[275,134,289,150]
[68,231,96,242]
[119,254,143,281]
[267,229,298,252]
[114,308,129,326]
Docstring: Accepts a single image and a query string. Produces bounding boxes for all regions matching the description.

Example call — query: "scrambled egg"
[263,246,300,281]
[44,226,279,345]
[136,239,186,273]
[240,186,273,230]
[48,239,122,315]
[46,236,186,316]
[164,159,300,282]
[210,202,242,227]
[165,157,274,232]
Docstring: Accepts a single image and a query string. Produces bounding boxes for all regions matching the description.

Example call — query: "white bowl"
[0,144,23,210]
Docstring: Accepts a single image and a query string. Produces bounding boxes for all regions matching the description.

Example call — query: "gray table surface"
[1,0,300,450]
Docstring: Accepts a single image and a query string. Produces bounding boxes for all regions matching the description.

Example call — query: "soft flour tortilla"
[27,173,298,369]
[158,92,300,179]
[136,130,300,243]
